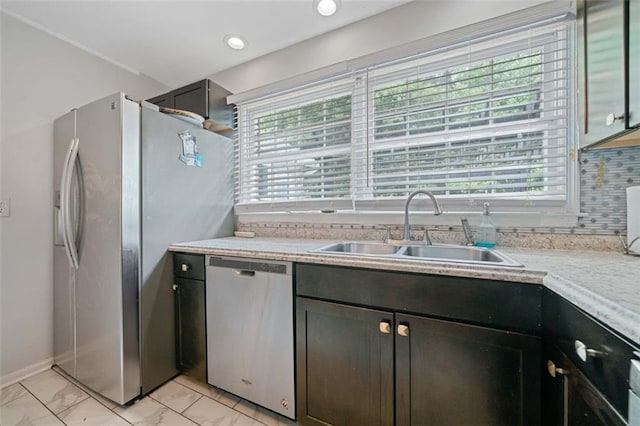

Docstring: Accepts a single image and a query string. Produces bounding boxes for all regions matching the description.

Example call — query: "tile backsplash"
[575,145,639,235]
[237,145,640,251]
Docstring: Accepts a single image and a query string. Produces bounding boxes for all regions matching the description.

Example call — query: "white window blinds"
[236,79,355,211]
[235,19,574,214]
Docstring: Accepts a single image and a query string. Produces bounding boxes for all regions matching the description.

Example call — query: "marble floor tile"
[21,369,89,414]
[150,380,202,413]
[57,397,130,426]
[4,371,298,426]
[234,400,296,426]
[0,393,64,425]
[183,396,263,426]
[173,375,241,408]
[52,365,119,410]
[114,397,197,426]
[0,383,28,406]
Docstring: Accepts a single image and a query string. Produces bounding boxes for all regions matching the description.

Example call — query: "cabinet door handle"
[606,113,625,126]
[547,360,566,378]
[397,324,410,337]
[181,263,190,272]
[575,340,606,362]
[379,321,391,334]
[172,284,178,291]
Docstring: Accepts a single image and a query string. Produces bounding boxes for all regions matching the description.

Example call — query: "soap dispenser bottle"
[475,202,496,248]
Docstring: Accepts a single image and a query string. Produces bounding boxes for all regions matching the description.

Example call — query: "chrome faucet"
[619,234,640,255]
[403,190,443,242]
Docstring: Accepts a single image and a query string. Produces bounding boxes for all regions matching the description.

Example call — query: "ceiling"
[1,0,411,89]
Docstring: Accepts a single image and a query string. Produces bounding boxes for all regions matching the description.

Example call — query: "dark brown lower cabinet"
[173,253,207,381]
[562,353,626,426]
[174,276,206,380]
[296,298,394,426]
[395,313,541,426]
[542,290,634,425]
[297,297,541,426]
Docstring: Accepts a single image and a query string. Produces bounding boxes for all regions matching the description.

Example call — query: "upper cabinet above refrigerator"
[579,0,640,149]
[147,79,235,133]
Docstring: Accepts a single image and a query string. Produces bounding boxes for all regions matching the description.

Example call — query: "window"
[235,19,575,216]
[236,80,355,210]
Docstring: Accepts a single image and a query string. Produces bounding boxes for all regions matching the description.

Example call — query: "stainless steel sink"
[311,241,522,267]
[313,242,402,255]
[401,244,522,266]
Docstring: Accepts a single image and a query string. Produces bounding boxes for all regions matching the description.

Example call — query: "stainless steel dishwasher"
[205,256,294,419]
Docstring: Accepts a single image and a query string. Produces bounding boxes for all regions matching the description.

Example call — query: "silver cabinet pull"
[379,321,391,334]
[234,270,256,278]
[575,340,606,362]
[606,113,625,126]
[181,263,190,272]
[547,360,566,378]
[397,324,410,337]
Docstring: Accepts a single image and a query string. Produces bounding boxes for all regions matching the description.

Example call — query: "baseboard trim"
[0,358,53,389]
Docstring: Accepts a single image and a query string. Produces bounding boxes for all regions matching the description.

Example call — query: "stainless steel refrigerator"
[53,92,234,404]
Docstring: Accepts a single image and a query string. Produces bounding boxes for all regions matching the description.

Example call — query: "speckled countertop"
[170,237,640,346]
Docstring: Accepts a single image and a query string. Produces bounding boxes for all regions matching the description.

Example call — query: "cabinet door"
[629,0,640,128]
[561,352,626,426]
[542,289,565,425]
[296,298,394,426]
[171,80,209,119]
[174,277,206,381]
[582,0,626,146]
[147,93,173,108]
[395,313,541,426]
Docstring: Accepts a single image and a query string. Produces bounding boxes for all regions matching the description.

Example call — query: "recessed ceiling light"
[224,34,246,50]
[314,0,340,17]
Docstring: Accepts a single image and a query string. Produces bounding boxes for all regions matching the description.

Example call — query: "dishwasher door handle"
[233,270,256,278]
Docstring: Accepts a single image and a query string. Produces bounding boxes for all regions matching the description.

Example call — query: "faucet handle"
[423,226,432,245]
[384,226,392,243]
[461,218,475,246]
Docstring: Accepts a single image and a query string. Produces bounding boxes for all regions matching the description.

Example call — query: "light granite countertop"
[170,237,640,346]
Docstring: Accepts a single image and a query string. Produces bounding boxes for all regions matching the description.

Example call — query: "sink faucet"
[403,190,443,242]
[619,234,640,255]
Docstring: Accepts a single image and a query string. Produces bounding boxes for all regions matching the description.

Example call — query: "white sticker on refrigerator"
[178,131,202,167]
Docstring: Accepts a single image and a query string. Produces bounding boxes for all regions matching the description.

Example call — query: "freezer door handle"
[59,138,74,268]
[60,137,80,269]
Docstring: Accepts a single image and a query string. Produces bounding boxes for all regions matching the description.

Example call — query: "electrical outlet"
[0,198,11,217]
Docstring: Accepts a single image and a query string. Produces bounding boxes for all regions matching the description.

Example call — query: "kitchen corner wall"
[0,12,169,385]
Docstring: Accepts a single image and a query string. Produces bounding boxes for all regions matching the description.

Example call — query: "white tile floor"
[0,368,297,426]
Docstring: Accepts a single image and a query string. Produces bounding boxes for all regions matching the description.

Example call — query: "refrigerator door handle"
[61,138,80,269]
[59,138,74,267]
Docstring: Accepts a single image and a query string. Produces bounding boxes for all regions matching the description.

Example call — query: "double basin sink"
[311,241,523,267]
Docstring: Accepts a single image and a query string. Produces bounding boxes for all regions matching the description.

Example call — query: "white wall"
[0,12,168,384]
[211,0,554,94]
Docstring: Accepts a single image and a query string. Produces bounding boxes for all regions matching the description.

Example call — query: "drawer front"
[295,263,541,335]
[173,253,205,281]
[557,297,638,419]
